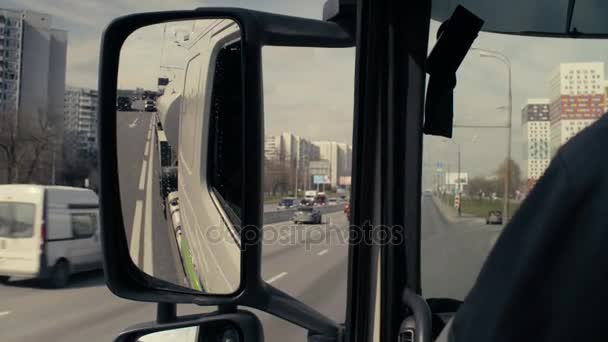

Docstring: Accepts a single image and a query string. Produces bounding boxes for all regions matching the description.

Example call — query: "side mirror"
[99,7,351,341]
[115,310,263,342]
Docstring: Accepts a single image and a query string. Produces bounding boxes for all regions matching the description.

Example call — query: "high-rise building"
[64,87,98,164]
[313,141,340,189]
[0,9,22,115]
[264,133,319,192]
[313,141,352,189]
[0,9,67,184]
[549,62,605,156]
[522,99,550,190]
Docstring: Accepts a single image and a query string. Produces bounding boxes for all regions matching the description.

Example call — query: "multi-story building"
[313,141,353,190]
[0,9,22,115]
[264,132,320,192]
[0,9,67,184]
[522,99,550,190]
[549,62,605,156]
[64,87,98,164]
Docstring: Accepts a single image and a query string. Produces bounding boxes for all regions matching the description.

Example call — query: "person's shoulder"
[556,114,608,184]
[559,115,608,160]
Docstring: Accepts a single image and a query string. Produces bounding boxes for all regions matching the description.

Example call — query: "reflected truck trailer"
[155,81,183,213]
[166,19,242,293]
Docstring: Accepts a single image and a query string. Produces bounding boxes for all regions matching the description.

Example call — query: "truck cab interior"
[98,1,608,341]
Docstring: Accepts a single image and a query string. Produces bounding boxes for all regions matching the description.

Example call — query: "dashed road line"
[0,311,11,317]
[143,131,155,275]
[317,249,328,256]
[144,140,150,157]
[266,272,288,284]
[129,200,143,264]
[138,160,148,191]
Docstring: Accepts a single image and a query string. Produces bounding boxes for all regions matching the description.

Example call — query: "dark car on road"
[277,197,296,210]
[293,207,322,224]
[486,210,503,225]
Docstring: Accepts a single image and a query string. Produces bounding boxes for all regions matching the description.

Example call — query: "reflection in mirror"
[136,327,199,342]
[133,322,244,342]
[116,19,243,294]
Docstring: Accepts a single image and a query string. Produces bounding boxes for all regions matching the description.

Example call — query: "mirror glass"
[116,19,243,294]
[135,327,199,342]
[133,321,242,342]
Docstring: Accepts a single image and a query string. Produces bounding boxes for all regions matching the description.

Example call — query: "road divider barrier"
[263,205,344,225]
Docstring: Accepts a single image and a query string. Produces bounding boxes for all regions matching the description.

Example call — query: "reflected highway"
[0,111,502,341]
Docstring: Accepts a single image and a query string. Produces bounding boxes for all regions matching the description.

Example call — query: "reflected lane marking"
[138,160,147,191]
[266,272,288,284]
[129,117,139,128]
[317,249,328,256]
[130,200,143,265]
[143,130,155,275]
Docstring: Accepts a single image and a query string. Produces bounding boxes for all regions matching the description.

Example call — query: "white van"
[0,185,101,288]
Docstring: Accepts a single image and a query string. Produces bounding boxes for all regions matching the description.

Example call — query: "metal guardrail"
[263,205,344,225]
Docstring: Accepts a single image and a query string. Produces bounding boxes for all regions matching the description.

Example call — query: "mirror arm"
[219,304,238,314]
[156,302,177,324]
[261,285,343,341]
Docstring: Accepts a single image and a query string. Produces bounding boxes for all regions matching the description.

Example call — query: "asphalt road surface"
[0,112,502,341]
[116,111,187,287]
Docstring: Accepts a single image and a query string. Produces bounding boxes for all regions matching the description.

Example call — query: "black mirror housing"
[98,6,351,340]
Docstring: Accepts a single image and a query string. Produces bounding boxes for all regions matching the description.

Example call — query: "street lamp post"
[443,139,462,216]
[471,48,513,223]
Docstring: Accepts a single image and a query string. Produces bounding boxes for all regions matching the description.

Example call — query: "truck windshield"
[0,202,36,238]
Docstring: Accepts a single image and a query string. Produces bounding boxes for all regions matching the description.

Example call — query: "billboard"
[309,160,330,176]
[339,176,351,186]
[445,172,468,185]
[313,175,331,184]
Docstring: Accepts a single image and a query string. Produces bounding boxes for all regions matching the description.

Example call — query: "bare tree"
[0,108,58,184]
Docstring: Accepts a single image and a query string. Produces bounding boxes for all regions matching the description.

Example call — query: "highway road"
[116,111,187,287]
[0,111,502,341]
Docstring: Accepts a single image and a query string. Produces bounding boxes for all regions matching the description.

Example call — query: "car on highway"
[292,207,322,224]
[0,185,100,288]
[313,193,327,206]
[277,197,296,210]
[486,210,503,225]
[144,99,156,112]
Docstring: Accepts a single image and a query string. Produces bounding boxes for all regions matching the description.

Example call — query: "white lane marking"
[144,140,150,157]
[138,160,148,191]
[143,131,155,275]
[130,200,143,265]
[317,249,328,256]
[129,117,140,128]
[147,125,153,141]
[0,311,10,317]
[266,272,288,284]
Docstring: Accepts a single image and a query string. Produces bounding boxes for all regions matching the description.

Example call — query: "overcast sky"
[9,0,608,184]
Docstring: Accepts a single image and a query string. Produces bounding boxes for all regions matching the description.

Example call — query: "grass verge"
[180,237,202,291]
[439,195,521,219]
